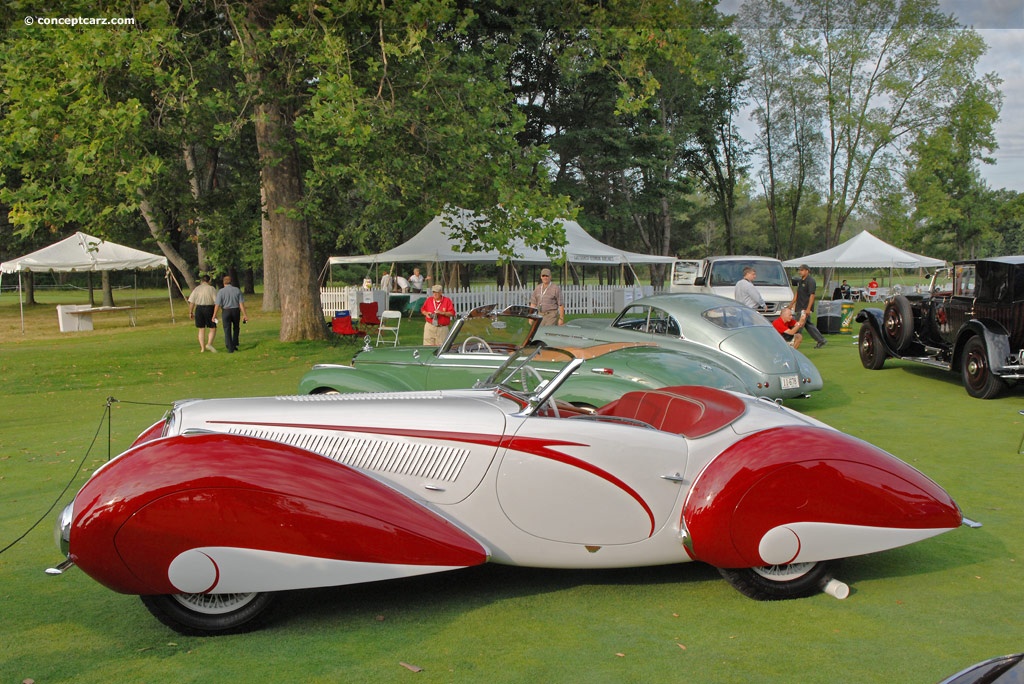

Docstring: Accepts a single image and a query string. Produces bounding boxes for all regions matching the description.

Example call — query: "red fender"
[683,426,962,568]
[70,433,487,594]
[130,419,166,447]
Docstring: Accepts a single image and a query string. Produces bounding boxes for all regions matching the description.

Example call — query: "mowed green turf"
[1,291,1021,683]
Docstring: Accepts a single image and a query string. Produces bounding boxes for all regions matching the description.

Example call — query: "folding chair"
[376,310,402,347]
[358,301,381,328]
[331,313,366,344]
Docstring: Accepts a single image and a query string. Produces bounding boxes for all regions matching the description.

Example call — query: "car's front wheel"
[961,336,1005,399]
[718,560,836,600]
[140,591,276,636]
[858,325,887,370]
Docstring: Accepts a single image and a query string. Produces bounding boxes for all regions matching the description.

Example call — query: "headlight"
[54,502,74,557]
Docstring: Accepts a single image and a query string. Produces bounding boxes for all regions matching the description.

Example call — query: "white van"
[669,256,794,318]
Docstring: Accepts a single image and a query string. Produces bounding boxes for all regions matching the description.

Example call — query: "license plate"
[781,374,799,390]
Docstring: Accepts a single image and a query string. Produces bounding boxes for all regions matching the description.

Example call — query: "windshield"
[442,305,540,354]
[479,344,578,396]
[709,259,790,287]
[672,260,701,286]
[701,305,772,330]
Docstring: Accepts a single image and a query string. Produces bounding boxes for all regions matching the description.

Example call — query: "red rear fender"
[683,426,962,568]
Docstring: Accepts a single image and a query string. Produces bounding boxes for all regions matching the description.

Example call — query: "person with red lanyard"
[421,284,456,346]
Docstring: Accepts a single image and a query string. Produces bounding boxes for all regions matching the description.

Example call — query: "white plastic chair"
[376,310,402,347]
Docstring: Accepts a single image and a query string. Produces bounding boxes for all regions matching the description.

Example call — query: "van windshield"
[710,260,790,287]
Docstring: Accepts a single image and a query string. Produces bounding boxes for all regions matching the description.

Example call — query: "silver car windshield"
[701,305,772,330]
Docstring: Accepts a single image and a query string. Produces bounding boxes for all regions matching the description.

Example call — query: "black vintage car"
[856,256,1024,399]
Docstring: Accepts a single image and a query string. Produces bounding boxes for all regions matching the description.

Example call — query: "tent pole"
[165,268,176,323]
[18,271,25,333]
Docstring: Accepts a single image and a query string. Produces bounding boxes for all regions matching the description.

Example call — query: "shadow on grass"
[272,562,723,630]
[872,358,1023,400]
[264,526,1003,630]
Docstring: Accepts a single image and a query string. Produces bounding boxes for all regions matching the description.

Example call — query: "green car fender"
[297,364,423,395]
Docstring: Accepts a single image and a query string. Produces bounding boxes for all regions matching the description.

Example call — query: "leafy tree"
[737,0,996,254]
[0,2,255,291]
[906,75,1002,259]
[512,2,746,286]
[739,0,822,259]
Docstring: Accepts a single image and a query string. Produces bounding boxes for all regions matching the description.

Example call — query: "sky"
[719,0,1024,193]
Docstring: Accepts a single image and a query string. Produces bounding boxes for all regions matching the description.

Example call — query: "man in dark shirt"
[213,275,248,353]
[790,264,827,348]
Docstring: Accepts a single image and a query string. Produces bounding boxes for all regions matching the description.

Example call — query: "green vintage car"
[298,305,754,407]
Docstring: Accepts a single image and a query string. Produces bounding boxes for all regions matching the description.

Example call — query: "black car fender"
[953,320,1013,372]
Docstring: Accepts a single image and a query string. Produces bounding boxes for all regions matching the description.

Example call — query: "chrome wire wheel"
[141,591,276,635]
[170,592,262,615]
[750,562,817,582]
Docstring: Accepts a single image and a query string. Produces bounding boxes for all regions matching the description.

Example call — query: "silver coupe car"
[534,293,823,399]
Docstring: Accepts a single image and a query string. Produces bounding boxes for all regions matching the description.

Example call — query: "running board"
[900,356,952,370]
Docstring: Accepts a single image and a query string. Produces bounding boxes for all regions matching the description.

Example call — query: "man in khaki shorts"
[187,275,218,352]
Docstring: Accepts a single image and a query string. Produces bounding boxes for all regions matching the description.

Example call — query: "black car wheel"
[858,325,887,370]
[883,295,914,352]
[141,591,275,636]
[961,336,1005,399]
[718,560,836,600]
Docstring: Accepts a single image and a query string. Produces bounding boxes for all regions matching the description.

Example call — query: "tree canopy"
[0,0,1015,340]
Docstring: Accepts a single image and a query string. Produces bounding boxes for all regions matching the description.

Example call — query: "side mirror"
[694,276,707,286]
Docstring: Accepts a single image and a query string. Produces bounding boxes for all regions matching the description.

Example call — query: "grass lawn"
[1,290,1021,683]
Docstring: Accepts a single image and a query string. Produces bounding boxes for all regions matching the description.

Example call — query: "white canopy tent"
[783,230,945,269]
[328,208,674,285]
[1,232,172,332]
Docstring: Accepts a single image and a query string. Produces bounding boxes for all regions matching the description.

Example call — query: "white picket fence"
[320,284,655,319]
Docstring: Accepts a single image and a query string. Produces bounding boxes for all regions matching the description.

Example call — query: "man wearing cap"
[790,264,827,348]
[529,268,564,326]
[420,284,456,346]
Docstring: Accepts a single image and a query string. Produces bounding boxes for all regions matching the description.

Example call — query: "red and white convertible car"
[50,345,972,635]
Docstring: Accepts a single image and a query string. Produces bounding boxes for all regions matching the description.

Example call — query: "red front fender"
[683,426,962,568]
[70,433,488,594]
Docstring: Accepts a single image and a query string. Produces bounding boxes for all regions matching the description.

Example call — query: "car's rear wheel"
[883,295,914,352]
[140,591,275,636]
[961,336,1005,399]
[858,325,887,370]
[718,560,836,600]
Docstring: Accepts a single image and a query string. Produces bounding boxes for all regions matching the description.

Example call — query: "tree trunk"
[182,142,216,274]
[259,182,280,311]
[253,101,326,341]
[25,271,36,305]
[138,195,196,289]
[101,270,115,307]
